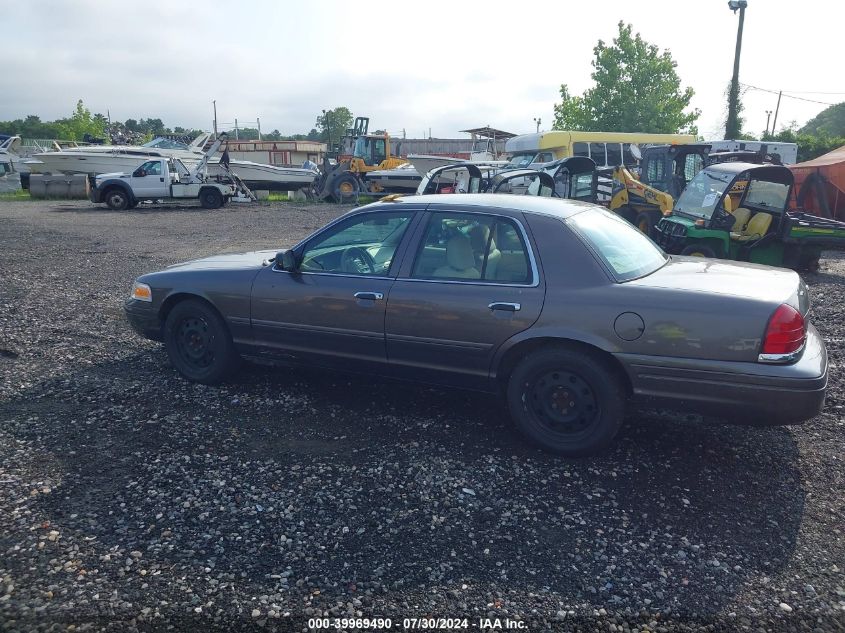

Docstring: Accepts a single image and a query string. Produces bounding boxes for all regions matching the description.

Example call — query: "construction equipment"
[609,143,779,238]
[609,144,710,238]
[655,162,845,270]
[313,117,409,202]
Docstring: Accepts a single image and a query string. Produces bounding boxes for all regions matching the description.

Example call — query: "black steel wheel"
[200,188,224,209]
[104,188,129,210]
[507,347,626,456]
[163,299,238,384]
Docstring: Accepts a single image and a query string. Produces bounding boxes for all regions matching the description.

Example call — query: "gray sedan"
[125,194,828,456]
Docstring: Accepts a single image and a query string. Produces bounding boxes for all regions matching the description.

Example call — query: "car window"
[134,160,161,176]
[589,143,607,167]
[411,212,532,284]
[573,142,589,159]
[300,212,412,276]
[743,179,789,210]
[606,143,622,167]
[567,208,667,282]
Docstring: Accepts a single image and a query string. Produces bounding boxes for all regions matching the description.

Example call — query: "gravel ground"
[1,198,844,633]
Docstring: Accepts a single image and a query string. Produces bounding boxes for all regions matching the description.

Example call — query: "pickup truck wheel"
[104,188,129,210]
[200,188,224,209]
[163,299,238,384]
[507,348,626,456]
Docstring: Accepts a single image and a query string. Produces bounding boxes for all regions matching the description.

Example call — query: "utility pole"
[212,100,218,136]
[257,117,261,141]
[234,118,239,140]
[725,0,747,139]
[771,90,783,135]
[533,117,541,133]
[764,110,772,137]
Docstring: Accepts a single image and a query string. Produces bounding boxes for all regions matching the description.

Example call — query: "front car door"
[385,208,546,389]
[250,208,420,371]
[129,159,169,198]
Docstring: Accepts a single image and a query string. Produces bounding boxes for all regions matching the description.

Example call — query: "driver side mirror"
[276,250,298,271]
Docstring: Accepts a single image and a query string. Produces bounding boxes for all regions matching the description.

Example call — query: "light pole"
[765,110,772,137]
[725,0,747,139]
[533,117,541,133]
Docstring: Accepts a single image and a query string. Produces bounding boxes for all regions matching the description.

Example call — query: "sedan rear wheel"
[164,299,238,384]
[507,348,626,456]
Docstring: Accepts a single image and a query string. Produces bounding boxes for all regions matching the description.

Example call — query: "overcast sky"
[2,0,842,141]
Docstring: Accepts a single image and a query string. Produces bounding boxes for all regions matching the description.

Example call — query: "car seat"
[730,207,752,232]
[730,212,772,242]
[469,225,501,279]
[433,236,481,279]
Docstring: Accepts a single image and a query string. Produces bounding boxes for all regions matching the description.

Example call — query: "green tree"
[315,107,353,144]
[764,122,845,163]
[51,100,107,140]
[553,22,699,134]
[799,102,845,137]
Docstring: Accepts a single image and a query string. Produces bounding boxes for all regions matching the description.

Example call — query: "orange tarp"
[789,145,845,220]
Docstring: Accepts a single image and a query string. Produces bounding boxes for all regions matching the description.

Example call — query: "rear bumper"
[616,324,828,424]
[124,300,163,342]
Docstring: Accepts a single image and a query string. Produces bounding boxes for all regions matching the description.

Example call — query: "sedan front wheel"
[163,299,239,384]
[507,348,626,456]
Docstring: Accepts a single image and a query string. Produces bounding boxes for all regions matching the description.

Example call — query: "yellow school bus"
[504,130,697,169]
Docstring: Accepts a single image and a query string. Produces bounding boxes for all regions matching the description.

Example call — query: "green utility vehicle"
[655,162,845,270]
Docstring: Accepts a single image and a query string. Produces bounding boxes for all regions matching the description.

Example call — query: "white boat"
[207,158,318,192]
[364,163,422,193]
[0,136,23,193]
[29,133,317,191]
[28,134,211,176]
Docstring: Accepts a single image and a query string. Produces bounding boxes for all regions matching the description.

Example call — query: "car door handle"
[160,177,165,182]
[354,292,384,301]
[489,302,521,312]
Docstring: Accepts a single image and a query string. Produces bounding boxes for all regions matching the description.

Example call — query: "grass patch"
[0,189,32,201]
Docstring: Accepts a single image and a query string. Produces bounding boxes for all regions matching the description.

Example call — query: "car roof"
[358,193,594,220]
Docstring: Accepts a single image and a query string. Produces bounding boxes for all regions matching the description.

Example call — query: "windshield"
[507,153,536,168]
[673,168,734,219]
[142,137,190,150]
[353,137,367,158]
[567,208,667,282]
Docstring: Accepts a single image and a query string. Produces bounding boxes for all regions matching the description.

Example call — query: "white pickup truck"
[90,157,237,210]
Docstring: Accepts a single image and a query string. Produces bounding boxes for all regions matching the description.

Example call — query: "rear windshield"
[567,208,668,281]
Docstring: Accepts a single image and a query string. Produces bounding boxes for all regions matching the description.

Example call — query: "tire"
[680,244,716,258]
[104,188,129,210]
[506,347,626,456]
[163,299,239,384]
[200,188,224,209]
[332,173,360,201]
[635,210,661,239]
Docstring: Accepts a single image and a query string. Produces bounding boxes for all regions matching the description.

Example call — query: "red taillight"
[761,304,805,355]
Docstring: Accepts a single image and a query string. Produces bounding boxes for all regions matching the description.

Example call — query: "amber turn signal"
[130,282,152,302]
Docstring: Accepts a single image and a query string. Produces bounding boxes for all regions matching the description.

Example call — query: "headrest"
[446,235,476,270]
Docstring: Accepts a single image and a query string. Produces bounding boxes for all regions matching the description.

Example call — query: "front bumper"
[124,300,163,342]
[616,323,828,424]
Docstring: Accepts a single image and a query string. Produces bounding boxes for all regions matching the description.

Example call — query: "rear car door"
[250,209,419,372]
[385,208,546,388]
[129,159,169,198]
